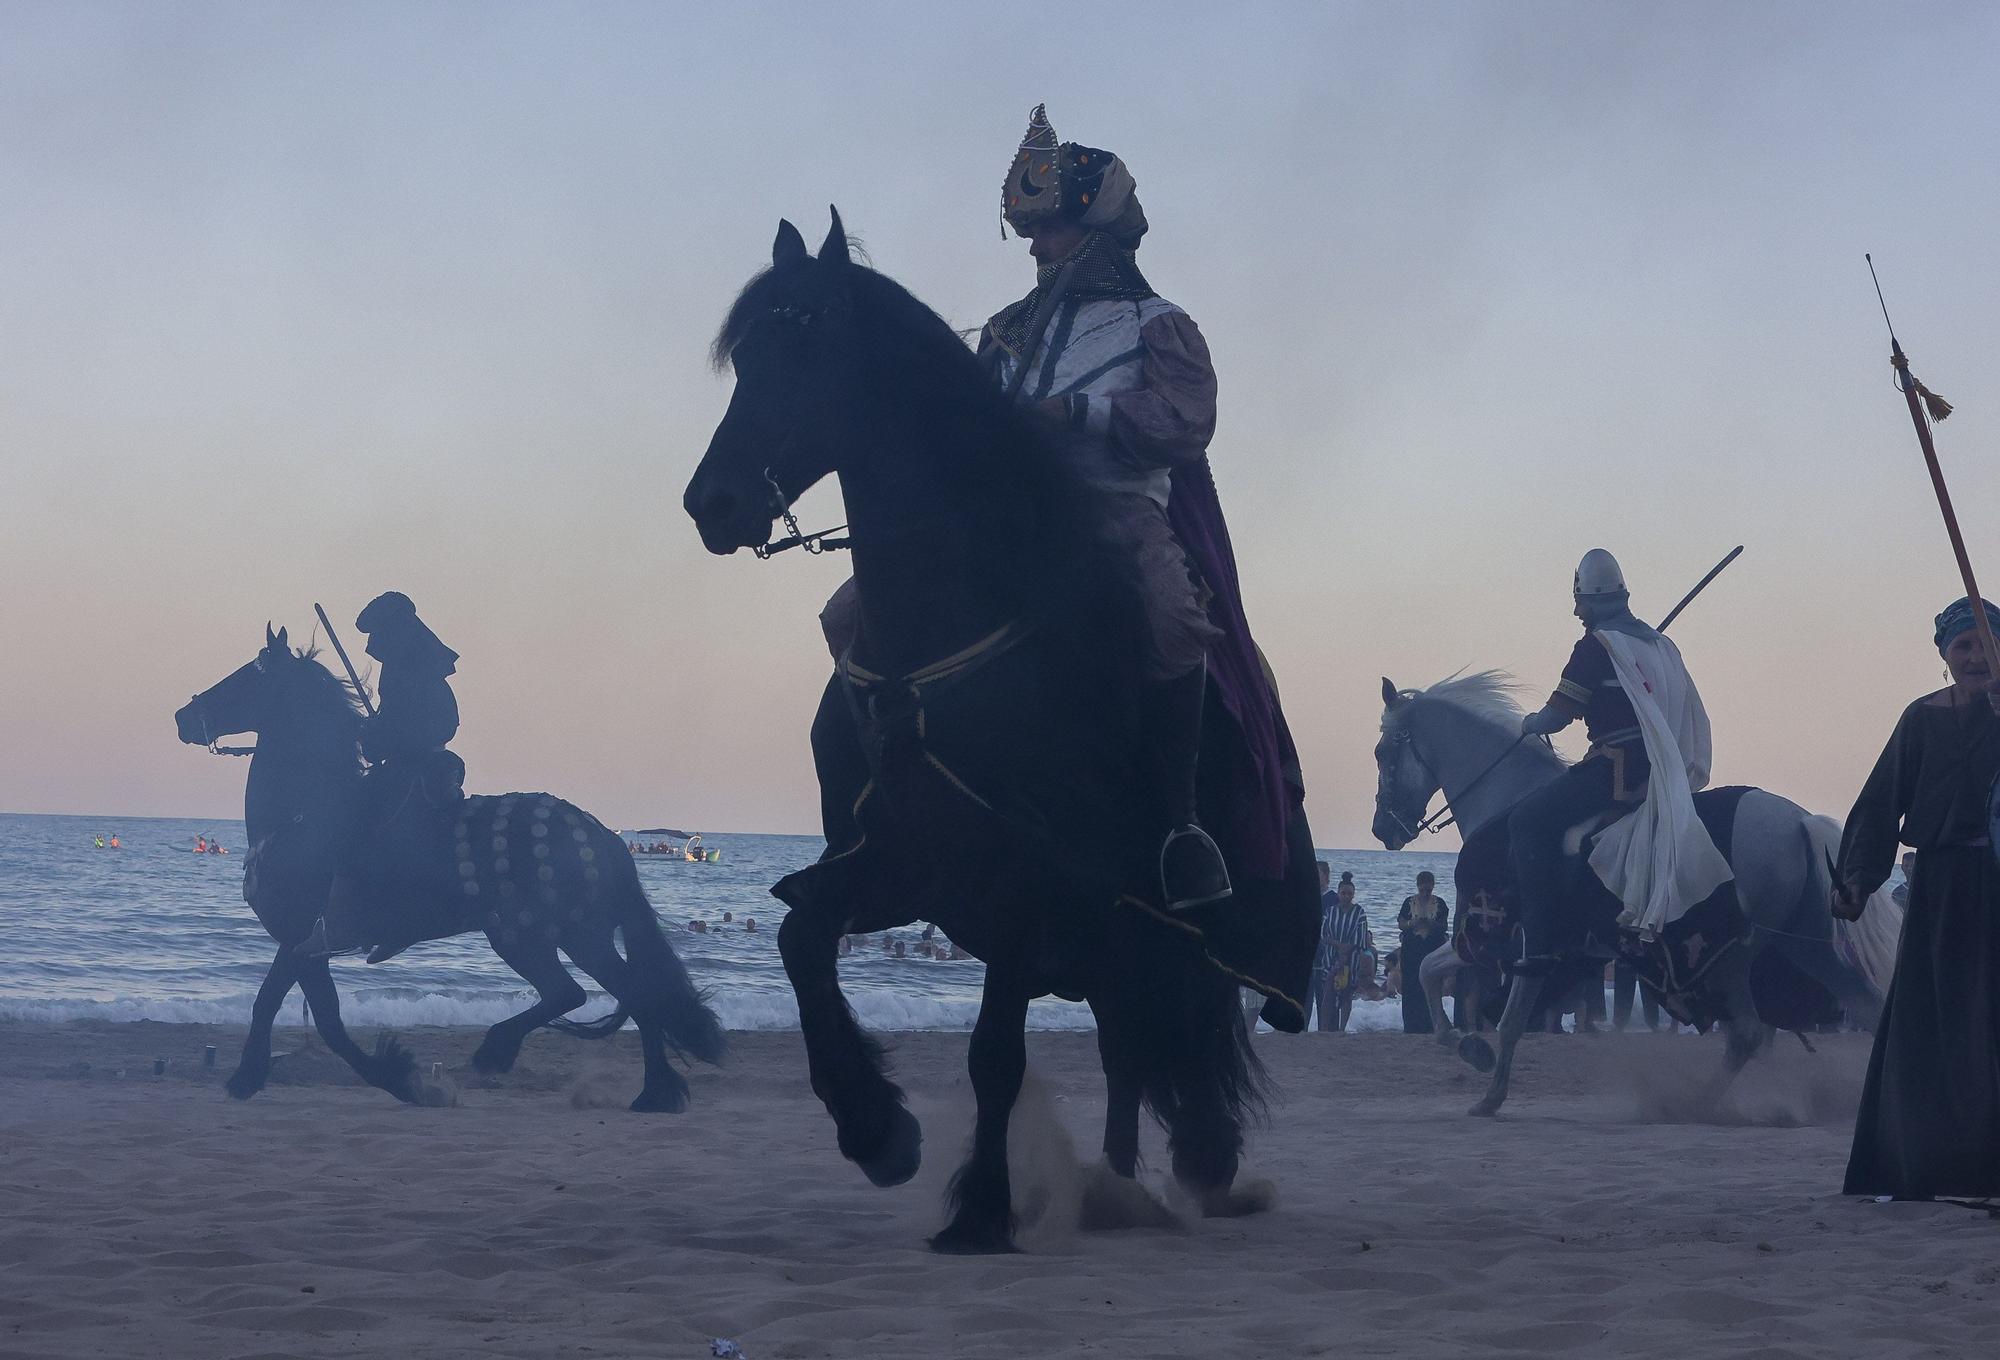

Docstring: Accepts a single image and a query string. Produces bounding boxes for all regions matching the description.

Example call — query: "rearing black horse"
[685,211,1320,1253]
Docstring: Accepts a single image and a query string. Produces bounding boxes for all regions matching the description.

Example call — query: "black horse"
[684,212,1320,1252]
[174,626,724,1110]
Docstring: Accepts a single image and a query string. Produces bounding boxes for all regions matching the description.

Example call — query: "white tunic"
[1586,630,1733,936]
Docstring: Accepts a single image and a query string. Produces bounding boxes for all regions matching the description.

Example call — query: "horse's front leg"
[295,958,423,1103]
[1468,970,1544,1116]
[1421,946,1465,1050]
[777,900,921,1187]
[932,963,1030,1254]
[1089,995,1143,1178]
[227,945,300,1099]
[1696,955,1770,1112]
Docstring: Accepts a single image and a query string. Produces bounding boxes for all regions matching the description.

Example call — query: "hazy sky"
[5,2,2000,849]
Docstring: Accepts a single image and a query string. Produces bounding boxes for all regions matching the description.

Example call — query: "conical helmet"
[1573,548,1626,599]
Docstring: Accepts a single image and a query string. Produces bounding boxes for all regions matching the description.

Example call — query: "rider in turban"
[302,591,465,962]
[982,104,1296,913]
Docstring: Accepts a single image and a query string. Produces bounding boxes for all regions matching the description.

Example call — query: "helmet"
[1573,549,1626,599]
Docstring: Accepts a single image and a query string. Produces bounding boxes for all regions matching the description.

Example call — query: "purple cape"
[1170,457,1300,880]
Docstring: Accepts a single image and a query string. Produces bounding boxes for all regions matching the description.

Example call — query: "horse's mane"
[287,645,367,765]
[1392,670,1528,732]
[1389,669,1571,770]
[713,253,1109,630]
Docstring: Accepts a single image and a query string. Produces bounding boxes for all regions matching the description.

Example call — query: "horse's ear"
[819,205,849,263]
[266,622,277,650]
[1381,676,1400,707]
[274,626,288,654]
[773,219,808,267]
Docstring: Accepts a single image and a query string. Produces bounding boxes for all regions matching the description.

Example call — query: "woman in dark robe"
[1835,596,2000,1199]
[1396,870,1449,1034]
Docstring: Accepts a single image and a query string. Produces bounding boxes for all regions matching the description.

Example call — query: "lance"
[314,602,377,718]
[1867,255,1999,669]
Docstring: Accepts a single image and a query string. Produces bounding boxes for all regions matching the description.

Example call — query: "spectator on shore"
[1396,871,1450,1034]
[1310,870,1369,1033]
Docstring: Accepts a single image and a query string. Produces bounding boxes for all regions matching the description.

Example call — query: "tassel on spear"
[1835,258,1994,919]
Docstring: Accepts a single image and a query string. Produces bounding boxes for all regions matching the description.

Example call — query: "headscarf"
[1932,596,2000,654]
[1000,104,1148,248]
[357,591,458,677]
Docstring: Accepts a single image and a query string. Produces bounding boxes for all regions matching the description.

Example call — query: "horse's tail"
[549,1007,630,1039]
[615,880,727,1067]
[1801,813,1901,1000]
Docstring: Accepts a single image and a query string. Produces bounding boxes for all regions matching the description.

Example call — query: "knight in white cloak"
[1509,550,1732,966]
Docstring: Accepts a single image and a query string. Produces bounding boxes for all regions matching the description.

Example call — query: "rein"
[1386,726,1541,840]
[195,709,256,758]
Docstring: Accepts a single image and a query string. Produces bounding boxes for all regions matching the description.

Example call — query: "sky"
[4,2,2000,848]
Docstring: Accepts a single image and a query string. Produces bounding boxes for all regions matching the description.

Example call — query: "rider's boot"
[1145,666,1232,912]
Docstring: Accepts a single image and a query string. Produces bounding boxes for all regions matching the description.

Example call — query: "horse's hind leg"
[563,931,690,1114]
[295,958,422,1103]
[227,946,300,1099]
[472,933,588,1075]
[1469,971,1545,1117]
[777,900,921,1187]
[933,963,1031,1255]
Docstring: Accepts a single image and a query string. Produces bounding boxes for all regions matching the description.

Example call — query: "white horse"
[1372,672,1901,1117]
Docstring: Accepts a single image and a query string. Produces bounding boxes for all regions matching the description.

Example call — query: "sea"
[0,813,1456,1034]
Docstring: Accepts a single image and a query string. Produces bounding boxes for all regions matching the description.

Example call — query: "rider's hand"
[1832,878,1869,921]
[1520,707,1561,737]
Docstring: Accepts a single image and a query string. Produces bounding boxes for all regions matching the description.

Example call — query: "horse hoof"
[630,1085,689,1114]
[1468,1097,1502,1118]
[853,1104,923,1188]
[469,1042,516,1076]
[1458,1035,1496,1073]
[224,1068,265,1100]
[928,1220,1019,1255]
[1193,1178,1276,1219]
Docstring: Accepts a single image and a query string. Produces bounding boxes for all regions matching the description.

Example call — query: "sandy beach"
[0,1020,1991,1360]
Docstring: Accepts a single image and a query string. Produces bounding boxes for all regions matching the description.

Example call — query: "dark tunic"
[1837,691,2000,1198]
[1397,893,1450,1033]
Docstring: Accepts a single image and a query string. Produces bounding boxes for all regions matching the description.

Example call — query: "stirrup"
[1160,824,1232,913]
[294,917,364,960]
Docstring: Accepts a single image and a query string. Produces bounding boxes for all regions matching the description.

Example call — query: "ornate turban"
[1932,596,2000,654]
[1001,104,1148,248]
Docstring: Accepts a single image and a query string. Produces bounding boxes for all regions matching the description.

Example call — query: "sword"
[1657,546,1744,634]
[314,602,377,718]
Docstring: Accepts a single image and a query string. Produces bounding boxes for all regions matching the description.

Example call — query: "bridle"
[1379,716,1542,842]
[188,650,269,758]
[753,465,849,559]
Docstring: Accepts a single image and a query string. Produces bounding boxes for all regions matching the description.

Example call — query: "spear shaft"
[1868,256,2000,670]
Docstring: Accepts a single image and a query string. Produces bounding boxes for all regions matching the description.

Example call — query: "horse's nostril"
[699,488,738,524]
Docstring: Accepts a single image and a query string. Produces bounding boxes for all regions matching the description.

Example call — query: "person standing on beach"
[1310,871,1368,1032]
[1396,870,1449,1033]
[1834,596,2000,1201]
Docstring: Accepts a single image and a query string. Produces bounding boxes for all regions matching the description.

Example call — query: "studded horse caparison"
[175,627,724,1110]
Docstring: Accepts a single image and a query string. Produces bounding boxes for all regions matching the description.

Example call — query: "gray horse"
[1372,672,1901,1116]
